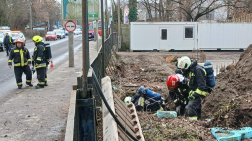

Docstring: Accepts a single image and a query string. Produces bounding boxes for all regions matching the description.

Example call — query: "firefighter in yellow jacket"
[32,35,46,89]
[8,38,33,89]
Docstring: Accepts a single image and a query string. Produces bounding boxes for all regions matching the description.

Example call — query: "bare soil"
[203,45,252,128]
[109,51,244,141]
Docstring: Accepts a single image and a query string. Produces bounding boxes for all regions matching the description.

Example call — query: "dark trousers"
[36,68,45,86]
[187,95,204,120]
[14,66,32,86]
[45,67,48,83]
[5,44,11,56]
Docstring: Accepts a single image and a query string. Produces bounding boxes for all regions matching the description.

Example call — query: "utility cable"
[92,69,139,141]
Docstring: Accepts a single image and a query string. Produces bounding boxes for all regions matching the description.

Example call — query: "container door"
[159,28,169,50]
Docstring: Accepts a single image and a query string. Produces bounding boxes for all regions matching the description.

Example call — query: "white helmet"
[177,56,191,70]
[124,97,132,104]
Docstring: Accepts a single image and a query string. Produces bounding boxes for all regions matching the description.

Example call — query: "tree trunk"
[227,0,230,20]
[161,0,164,21]
[155,0,157,20]
[179,0,182,21]
[159,0,162,20]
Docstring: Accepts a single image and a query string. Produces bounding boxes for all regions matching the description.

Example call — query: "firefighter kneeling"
[8,38,33,89]
[166,74,189,116]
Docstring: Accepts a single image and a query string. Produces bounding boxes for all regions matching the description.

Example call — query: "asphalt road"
[0,35,83,98]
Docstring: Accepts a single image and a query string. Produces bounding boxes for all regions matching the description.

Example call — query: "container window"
[185,27,193,39]
[161,29,167,40]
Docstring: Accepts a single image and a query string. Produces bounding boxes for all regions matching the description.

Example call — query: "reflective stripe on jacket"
[188,62,208,96]
[8,47,31,67]
[32,42,46,68]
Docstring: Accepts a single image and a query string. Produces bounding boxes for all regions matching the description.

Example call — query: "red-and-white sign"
[65,20,76,32]
[125,5,129,15]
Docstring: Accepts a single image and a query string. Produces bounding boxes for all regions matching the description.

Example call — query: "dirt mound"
[202,44,252,128]
[236,44,252,75]
[138,112,214,141]
[113,53,177,100]
[110,51,244,140]
[111,52,216,140]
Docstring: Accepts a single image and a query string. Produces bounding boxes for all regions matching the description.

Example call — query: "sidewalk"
[0,41,98,141]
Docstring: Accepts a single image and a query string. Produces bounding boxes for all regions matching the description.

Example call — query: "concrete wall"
[121,24,130,50]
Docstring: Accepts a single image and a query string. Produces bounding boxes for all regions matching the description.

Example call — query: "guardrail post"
[87,68,94,98]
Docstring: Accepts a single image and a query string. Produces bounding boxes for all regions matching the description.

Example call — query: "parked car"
[11,31,26,46]
[88,25,94,40]
[2,30,11,35]
[60,30,66,38]
[0,33,4,51]
[45,31,57,41]
[65,30,69,36]
[76,28,82,34]
[74,30,79,35]
[54,30,64,39]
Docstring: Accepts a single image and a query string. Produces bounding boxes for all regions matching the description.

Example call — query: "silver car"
[0,33,4,51]
[11,32,26,46]
[54,30,64,39]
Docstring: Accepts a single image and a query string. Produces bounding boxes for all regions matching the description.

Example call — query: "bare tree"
[0,0,8,26]
[137,0,248,22]
[230,0,252,21]
[5,0,30,29]
[1,0,61,30]
[171,0,243,21]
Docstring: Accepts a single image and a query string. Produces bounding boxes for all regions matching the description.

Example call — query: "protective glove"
[31,67,35,74]
[188,90,195,101]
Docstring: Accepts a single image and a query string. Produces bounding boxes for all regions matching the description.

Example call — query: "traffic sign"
[65,20,76,32]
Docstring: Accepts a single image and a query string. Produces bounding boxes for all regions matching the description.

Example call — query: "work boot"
[26,83,33,87]
[18,86,22,89]
[35,85,44,89]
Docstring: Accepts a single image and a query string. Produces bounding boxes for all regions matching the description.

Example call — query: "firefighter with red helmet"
[166,73,189,116]
[8,38,33,89]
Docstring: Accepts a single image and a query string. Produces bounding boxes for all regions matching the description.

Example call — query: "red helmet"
[166,75,180,90]
[15,38,24,44]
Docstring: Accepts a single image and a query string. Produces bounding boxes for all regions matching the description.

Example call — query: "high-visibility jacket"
[8,47,31,67]
[187,62,208,96]
[3,36,13,44]
[32,42,46,69]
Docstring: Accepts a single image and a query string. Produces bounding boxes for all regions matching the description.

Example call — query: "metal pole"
[82,0,89,87]
[69,32,74,67]
[96,20,99,51]
[105,0,109,38]
[101,0,105,77]
[29,2,32,29]
[117,0,121,49]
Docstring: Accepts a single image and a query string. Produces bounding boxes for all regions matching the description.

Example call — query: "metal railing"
[67,33,118,141]
[91,33,117,99]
